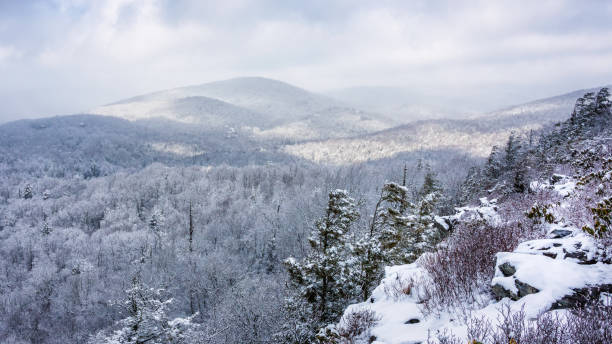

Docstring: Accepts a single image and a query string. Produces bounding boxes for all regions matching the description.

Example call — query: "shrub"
[418,221,530,316]
[317,308,380,344]
[428,299,612,344]
[382,275,414,301]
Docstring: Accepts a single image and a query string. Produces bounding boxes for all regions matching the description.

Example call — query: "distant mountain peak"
[90,77,394,141]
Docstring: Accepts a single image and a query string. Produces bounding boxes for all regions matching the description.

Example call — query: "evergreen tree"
[485,146,503,180]
[89,276,199,344]
[595,87,611,114]
[282,189,359,342]
[40,221,52,236]
[23,184,33,199]
[412,171,446,253]
[263,234,279,274]
[504,132,521,171]
[349,183,411,302]
[376,182,414,264]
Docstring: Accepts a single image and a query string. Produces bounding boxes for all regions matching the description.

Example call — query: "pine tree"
[376,182,414,264]
[263,234,279,274]
[23,184,33,199]
[504,132,521,171]
[413,171,446,253]
[89,276,199,344]
[282,189,359,342]
[595,87,611,114]
[40,221,52,235]
[485,146,503,180]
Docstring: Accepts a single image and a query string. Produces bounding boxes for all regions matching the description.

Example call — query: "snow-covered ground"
[336,183,611,343]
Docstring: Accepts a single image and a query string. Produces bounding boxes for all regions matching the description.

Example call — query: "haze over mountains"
[287,85,612,163]
[91,77,394,141]
[2,77,609,171]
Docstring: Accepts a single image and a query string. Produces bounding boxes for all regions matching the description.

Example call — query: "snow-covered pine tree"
[40,221,52,235]
[376,182,415,264]
[88,276,199,344]
[282,189,359,342]
[23,184,33,199]
[413,171,446,253]
[263,234,279,274]
[350,181,423,301]
[485,145,503,180]
[504,132,521,172]
[595,87,611,115]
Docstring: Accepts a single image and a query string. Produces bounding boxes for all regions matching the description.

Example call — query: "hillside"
[282,86,610,164]
[0,114,294,178]
[323,88,612,344]
[91,77,394,141]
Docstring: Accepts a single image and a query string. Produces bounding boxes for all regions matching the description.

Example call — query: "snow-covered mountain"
[327,85,612,125]
[477,85,612,126]
[282,85,612,164]
[91,77,394,141]
[327,86,477,122]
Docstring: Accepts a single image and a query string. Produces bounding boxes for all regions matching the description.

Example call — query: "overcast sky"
[1,0,612,122]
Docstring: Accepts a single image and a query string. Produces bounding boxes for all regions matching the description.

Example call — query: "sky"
[1,0,612,122]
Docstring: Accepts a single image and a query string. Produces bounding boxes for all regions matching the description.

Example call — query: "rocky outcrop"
[491,229,612,311]
[551,284,612,309]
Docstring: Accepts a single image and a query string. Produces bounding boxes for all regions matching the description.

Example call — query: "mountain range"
[2,77,608,170]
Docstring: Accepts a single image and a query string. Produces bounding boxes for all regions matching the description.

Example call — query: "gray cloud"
[1,0,611,122]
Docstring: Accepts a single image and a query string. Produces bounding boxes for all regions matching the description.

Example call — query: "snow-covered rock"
[450,197,500,226]
[340,261,454,344]
[491,226,612,312]
[529,174,576,197]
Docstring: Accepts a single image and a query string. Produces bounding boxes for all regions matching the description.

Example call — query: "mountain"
[91,77,394,141]
[327,86,472,122]
[0,114,296,178]
[476,85,612,125]
[282,86,611,164]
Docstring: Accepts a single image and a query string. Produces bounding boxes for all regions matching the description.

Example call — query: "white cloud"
[0,0,611,121]
[0,45,21,61]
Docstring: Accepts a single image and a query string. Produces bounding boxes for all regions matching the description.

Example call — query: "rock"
[550,229,572,238]
[404,318,420,324]
[550,284,612,310]
[542,252,557,259]
[498,262,516,277]
[551,174,565,184]
[564,250,598,265]
[492,283,519,301]
[515,280,540,297]
[492,278,539,301]
[433,217,453,233]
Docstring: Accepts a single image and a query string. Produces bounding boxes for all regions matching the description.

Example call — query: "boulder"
[498,262,516,277]
[550,284,612,310]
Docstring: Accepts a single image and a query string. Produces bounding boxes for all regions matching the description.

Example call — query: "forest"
[0,88,610,344]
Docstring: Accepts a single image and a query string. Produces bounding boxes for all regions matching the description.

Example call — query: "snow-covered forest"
[1,82,610,344]
[3,1,612,342]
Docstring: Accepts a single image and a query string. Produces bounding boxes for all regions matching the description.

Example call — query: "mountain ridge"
[91,76,395,141]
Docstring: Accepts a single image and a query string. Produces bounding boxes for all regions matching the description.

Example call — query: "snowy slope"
[281,86,612,164]
[475,85,612,125]
[335,175,612,344]
[91,77,394,141]
[282,119,541,164]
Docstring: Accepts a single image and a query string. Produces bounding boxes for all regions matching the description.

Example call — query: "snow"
[336,184,610,343]
[492,252,612,316]
[342,262,440,344]
[451,197,500,225]
[529,174,576,197]
[433,216,449,231]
